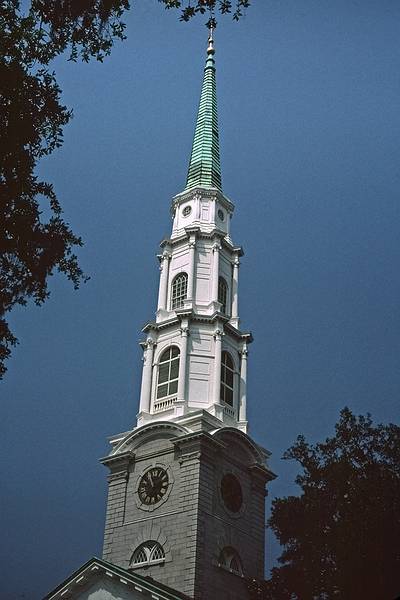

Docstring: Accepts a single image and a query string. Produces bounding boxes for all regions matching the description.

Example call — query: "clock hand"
[148,472,153,488]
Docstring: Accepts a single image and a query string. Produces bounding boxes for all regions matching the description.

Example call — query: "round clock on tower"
[100,29,276,600]
[138,467,169,505]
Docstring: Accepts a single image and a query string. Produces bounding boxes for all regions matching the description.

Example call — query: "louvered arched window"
[218,277,228,315]
[131,541,165,567]
[171,272,188,310]
[218,547,243,576]
[157,346,180,399]
[220,351,234,406]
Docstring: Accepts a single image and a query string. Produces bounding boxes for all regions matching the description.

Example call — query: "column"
[239,345,248,422]
[139,339,155,413]
[177,324,189,403]
[186,237,196,301]
[231,255,240,326]
[213,328,223,405]
[212,242,221,303]
[157,252,170,311]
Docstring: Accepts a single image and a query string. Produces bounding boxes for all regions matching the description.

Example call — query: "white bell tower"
[137,31,250,433]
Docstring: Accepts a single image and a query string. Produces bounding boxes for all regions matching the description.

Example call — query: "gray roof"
[43,556,192,600]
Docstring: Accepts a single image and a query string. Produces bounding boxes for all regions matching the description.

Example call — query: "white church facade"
[45,30,275,600]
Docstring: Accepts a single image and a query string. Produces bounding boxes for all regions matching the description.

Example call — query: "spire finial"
[207,25,215,56]
[205,23,216,70]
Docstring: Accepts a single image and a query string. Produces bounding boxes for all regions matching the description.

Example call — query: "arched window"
[218,547,243,576]
[171,273,188,310]
[131,541,165,567]
[157,346,180,399]
[220,351,234,406]
[218,277,228,315]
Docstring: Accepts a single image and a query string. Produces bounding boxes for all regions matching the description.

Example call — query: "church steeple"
[133,29,249,431]
[185,28,222,192]
[99,32,276,600]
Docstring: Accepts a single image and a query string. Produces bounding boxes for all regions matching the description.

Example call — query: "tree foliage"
[0,0,248,377]
[161,0,250,25]
[251,408,400,599]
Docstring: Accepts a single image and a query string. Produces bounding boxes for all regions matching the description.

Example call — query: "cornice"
[142,318,173,333]
[231,244,244,257]
[173,408,225,431]
[142,313,253,341]
[100,450,134,469]
[184,225,201,237]
[248,463,277,484]
[159,237,172,250]
[224,322,253,343]
[161,227,240,251]
[171,186,235,213]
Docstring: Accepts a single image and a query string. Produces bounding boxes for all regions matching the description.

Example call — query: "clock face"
[221,473,243,513]
[138,467,169,506]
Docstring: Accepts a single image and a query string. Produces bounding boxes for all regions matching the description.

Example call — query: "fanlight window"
[157,346,180,399]
[171,272,188,310]
[131,541,165,567]
[218,546,243,576]
[218,277,228,315]
[220,351,234,406]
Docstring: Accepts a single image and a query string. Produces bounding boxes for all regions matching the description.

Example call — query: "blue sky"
[1,1,400,597]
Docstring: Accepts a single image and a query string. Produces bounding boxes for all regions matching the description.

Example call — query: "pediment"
[110,421,190,457]
[44,557,190,600]
[213,427,267,466]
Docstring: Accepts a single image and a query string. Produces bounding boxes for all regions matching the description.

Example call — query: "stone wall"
[102,421,273,600]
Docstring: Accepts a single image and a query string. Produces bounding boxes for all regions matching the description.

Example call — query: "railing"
[153,397,176,413]
[223,404,235,419]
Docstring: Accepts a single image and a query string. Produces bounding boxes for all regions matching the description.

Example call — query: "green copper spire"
[185,29,222,192]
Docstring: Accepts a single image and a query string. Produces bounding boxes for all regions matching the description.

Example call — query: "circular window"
[182,205,192,217]
[138,467,169,506]
[217,209,225,221]
[221,473,243,513]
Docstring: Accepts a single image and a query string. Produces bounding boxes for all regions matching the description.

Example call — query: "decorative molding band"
[100,450,135,471]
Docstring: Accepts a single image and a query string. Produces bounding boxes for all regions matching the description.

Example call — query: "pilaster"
[156,250,171,315]
[186,234,197,303]
[239,344,248,431]
[231,255,240,329]
[138,337,155,421]
[211,241,221,311]
[176,320,190,414]
[212,326,224,419]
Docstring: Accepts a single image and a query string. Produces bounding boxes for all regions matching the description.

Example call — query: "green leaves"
[1,0,137,376]
[263,409,400,599]
[158,0,250,25]
[29,0,130,63]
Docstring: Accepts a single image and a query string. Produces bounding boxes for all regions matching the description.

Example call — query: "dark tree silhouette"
[249,408,400,599]
[0,0,249,377]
